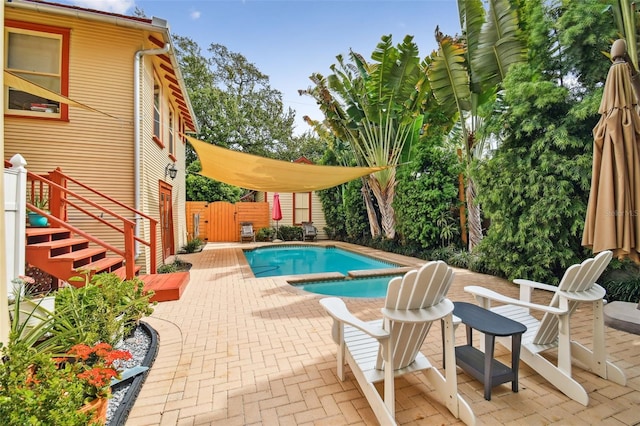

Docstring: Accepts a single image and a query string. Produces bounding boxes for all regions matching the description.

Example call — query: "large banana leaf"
[428,32,472,118]
[471,0,525,88]
[458,0,486,64]
[370,35,422,113]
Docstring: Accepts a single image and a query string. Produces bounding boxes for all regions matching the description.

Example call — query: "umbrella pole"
[273,221,282,243]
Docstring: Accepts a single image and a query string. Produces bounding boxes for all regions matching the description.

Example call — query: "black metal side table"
[452,301,527,400]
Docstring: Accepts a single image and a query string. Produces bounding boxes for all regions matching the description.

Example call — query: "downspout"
[134,43,169,260]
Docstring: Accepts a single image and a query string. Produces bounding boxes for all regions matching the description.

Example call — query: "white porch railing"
[2,154,27,344]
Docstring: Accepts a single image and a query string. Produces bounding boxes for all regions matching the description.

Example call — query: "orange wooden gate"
[209,201,237,242]
[186,201,270,242]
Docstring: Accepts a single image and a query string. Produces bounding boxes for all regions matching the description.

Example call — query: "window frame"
[168,105,176,161]
[293,192,312,225]
[152,72,164,148]
[5,20,70,120]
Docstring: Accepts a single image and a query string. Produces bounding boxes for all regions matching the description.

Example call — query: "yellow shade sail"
[4,70,120,120]
[187,135,387,192]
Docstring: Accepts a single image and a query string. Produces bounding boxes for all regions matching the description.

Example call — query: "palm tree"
[427,0,525,250]
[300,35,428,239]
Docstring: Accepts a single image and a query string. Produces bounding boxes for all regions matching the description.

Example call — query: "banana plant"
[606,0,640,103]
[427,0,525,250]
[301,35,428,239]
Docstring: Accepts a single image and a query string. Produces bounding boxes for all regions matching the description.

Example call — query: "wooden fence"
[186,201,269,242]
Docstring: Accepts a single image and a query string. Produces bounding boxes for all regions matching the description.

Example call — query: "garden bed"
[108,321,159,425]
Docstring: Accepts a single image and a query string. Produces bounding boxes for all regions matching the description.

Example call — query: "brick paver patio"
[128,242,640,425]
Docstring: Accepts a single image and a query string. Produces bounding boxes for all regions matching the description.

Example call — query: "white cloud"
[190,10,201,20]
[69,0,134,15]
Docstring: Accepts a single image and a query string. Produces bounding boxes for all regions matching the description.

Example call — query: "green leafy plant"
[157,263,178,273]
[56,272,155,347]
[278,226,303,241]
[0,340,90,425]
[9,290,66,355]
[182,237,202,253]
[28,195,49,212]
[158,257,191,273]
[256,227,275,242]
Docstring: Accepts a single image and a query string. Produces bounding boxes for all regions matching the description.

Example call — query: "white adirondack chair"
[465,250,626,406]
[320,261,475,426]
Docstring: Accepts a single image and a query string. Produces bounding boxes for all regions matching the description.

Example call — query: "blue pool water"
[244,245,398,277]
[296,275,403,298]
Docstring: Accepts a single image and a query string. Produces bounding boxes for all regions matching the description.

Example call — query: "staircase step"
[82,256,125,274]
[26,227,73,244]
[25,227,69,237]
[26,237,90,253]
[138,271,190,302]
[51,247,107,266]
[112,265,142,280]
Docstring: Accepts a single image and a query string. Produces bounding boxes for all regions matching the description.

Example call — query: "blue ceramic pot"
[27,212,48,227]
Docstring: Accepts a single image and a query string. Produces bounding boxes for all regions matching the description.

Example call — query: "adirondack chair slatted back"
[376,261,454,370]
[534,251,612,345]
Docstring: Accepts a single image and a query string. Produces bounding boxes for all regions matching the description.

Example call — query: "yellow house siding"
[139,54,188,268]
[5,7,193,272]
[265,192,328,240]
[310,192,327,239]
[5,10,139,253]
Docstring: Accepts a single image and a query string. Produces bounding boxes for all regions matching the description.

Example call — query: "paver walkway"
[128,242,640,425]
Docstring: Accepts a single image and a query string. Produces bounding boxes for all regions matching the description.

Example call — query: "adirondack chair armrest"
[513,278,558,293]
[559,283,606,302]
[320,297,388,339]
[381,298,453,323]
[465,285,566,315]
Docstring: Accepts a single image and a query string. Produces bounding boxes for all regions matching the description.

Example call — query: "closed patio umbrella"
[272,193,283,242]
[583,39,640,263]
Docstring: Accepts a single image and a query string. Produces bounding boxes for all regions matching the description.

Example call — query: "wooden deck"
[139,271,190,302]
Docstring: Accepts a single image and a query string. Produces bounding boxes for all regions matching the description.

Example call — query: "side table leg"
[511,333,523,392]
[484,333,495,400]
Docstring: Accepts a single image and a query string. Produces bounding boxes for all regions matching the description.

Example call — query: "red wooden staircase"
[26,227,139,282]
[20,166,189,302]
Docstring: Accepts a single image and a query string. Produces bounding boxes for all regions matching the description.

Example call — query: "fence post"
[47,167,67,221]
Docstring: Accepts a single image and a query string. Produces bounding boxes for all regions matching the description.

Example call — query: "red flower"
[65,342,132,400]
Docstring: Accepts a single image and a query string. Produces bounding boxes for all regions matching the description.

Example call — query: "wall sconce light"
[165,163,178,180]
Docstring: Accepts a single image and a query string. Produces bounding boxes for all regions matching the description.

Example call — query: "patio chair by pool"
[240,222,255,242]
[320,261,475,426]
[301,221,317,241]
[465,250,626,406]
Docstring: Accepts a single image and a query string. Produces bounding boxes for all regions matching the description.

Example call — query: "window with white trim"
[294,192,311,224]
[168,106,175,157]
[5,21,69,119]
[153,81,161,139]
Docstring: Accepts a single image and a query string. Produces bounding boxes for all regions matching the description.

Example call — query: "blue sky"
[62,0,462,134]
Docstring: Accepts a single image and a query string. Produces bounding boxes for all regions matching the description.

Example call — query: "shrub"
[182,237,202,253]
[0,341,90,425]
[256,227,275,242]
[278,225,302,241]
[395,140,461,251]
[157,263,178,273]
[601,258,640,303]
[158,258,191,273]
[55,273,155,347]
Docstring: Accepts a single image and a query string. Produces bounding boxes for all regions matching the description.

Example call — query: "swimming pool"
[244,245,399,277]
[295,275,403,298]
